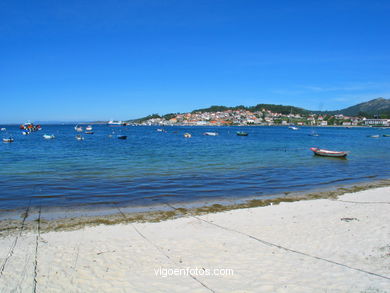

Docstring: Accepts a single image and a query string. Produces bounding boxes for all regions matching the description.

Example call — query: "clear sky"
[1,0,390,123]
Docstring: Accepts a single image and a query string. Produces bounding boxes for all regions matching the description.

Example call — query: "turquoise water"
[0,125,389,211]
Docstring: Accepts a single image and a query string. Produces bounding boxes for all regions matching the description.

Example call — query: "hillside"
[192,104,309,115]
[131,98,390,122]
[318,98,390,117]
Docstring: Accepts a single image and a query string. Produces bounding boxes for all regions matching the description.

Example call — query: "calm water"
[0,125,389,212]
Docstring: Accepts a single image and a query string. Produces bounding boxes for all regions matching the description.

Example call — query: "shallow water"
[0,125,389,212]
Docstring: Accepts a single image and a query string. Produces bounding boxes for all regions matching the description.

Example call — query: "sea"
[0,125,389,217]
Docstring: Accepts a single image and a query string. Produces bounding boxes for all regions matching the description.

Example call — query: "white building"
[364,119,389,126]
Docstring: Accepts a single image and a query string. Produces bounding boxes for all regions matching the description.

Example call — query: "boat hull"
[310,147,347,157]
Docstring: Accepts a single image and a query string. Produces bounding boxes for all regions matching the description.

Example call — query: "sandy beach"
[0,186,389,293]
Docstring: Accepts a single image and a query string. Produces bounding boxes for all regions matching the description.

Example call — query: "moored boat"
[236,131,248,136]
[2,137,14,143]
[0,128,6,131]
[108,120,125,126]
[368,135,380,138]
[75,135,84,141]
[43,134,55,140]
[383,134,390,137]
[310,147,348,157]
[85,131,94,134]
[184,133,192,138]
[117,135,127,140]
[74,125,83,132]
[203,132,218,136]
[86,125,93,131]
[20,122,41,132]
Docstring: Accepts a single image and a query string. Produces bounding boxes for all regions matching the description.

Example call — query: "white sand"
[1,187,390,293]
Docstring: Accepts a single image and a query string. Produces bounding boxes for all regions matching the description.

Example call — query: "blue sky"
[1,0,390,123]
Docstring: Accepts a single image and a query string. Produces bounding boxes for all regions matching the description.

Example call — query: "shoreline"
[1,178,390,237]
[0,182,389,292]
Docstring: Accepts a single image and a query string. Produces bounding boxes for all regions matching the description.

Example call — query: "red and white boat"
[310,147,348,158]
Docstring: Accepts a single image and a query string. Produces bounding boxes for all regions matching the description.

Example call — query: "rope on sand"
[115,205,216,293]
[165,203,390,282]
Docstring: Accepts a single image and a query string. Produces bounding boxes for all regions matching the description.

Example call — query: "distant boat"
[20,122,41,132]
[43,134,55,140]
[108,120,125,126]
[117,135,127,140]
[310,147,348,158]
[75,135,84,141]
[236,131,248,136]
[85,131,94,134]
[2,137,14,143]
[289,126,299,130]
[184,133,192,138]
[74,125,83,132]
[368,135,380,138]
[22,130,30,135]
[0,128,6,131]
[383,134,390,137]
[309,131,319,137]
[203,132,218,136]
[157,128,164,132]
[86,125,93,131]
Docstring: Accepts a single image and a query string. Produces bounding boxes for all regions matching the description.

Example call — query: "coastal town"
[135,108,390,127]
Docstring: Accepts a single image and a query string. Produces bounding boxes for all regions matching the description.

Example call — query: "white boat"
[310,147,348,157]
[22,131,30,135]
[86,125,93,131]
[203,132,218,136]
[0,128,6,131]
[108,120,124,126]
[184,133,192,138]
[74,125,83,132]
[2,137,14,143]
[43,134,55,139]
[75,135,84,141]
[368,135,380,138]
[289,126,299,130]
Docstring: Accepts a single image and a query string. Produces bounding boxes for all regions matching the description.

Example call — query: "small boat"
[85,131,94,134]
[310,147,348,158]
[157,128,164,132]
[368,135,380,138]
[383,134,390,137]
[117,135,127,140]
[236,131,248,136]
[74,125,83,132]
[203,132,218,136]
[43,134,55,140]
[309,132,319,137]
[184,133,192,138]
[22,130,30,135]
[2,137,14,143]
[0,128,6,131]
[289,126,299,130]
[75,135,84,141]
[86,125,93,131]
[20,122,41,132]
[108,120,125,126]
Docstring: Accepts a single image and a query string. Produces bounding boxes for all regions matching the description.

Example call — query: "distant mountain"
[317,98,390,117]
